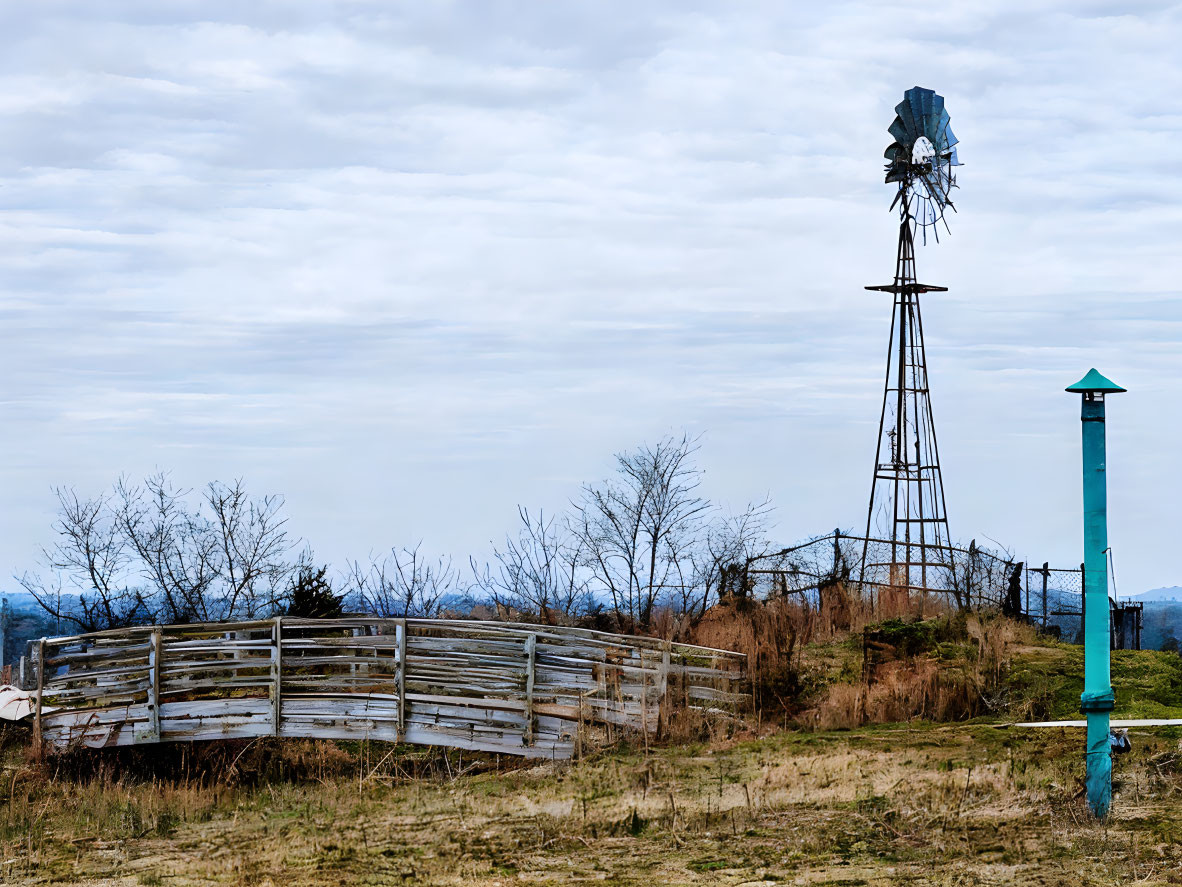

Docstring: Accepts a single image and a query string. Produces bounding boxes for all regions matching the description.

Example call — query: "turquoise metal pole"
[1066,368,1125,819]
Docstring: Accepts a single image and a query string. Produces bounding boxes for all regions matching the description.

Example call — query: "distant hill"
[1,591,64,668]
[1130,586,1182,602]
[1042,589,1182,652]
[1141,600,1182,652]
[1,590,49,612]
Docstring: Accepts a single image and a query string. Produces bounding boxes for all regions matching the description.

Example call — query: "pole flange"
[1080,690,1115,713]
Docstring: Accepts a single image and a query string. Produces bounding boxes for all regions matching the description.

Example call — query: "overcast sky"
[1,1,1180,597]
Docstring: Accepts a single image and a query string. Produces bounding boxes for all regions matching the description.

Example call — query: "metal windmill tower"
[859,87,961,594]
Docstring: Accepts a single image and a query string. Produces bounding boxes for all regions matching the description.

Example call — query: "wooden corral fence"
[29,617,746,760]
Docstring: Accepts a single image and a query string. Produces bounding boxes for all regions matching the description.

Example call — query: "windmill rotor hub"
[911,136,935,164]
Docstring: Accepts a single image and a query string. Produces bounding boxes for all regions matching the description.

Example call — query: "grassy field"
[4,627,1181,886]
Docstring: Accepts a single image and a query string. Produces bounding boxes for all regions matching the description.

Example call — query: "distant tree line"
[16,434,773,638]
[19,474,311,631]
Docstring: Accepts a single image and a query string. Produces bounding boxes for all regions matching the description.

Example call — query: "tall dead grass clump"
[815,581,877,639]
[687,583,878,723]
[966,612,1038,685]
[871,587,959,623]
[691,595,817,711]
[658,697,739,746]
[41,738,359,787]
[809,612,1034,729]
[864,658,978,723]
[815,683,866,730]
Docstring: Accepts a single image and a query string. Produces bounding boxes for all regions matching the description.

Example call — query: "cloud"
[0,1,1179,596]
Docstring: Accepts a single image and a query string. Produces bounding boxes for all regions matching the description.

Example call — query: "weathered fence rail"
[30,617,746,759]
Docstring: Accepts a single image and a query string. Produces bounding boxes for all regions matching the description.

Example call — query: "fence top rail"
[35,616,746,663]
[753,531,1015,566]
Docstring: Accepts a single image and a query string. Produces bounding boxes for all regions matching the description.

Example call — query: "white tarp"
[0,685,54,721]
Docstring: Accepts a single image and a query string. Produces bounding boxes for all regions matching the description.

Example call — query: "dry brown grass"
[692,595,815,709]
[803,610,1042,731]
[690,585,1040,735]
[4,722,1182,886]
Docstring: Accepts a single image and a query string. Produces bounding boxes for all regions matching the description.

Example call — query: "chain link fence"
[1023,563,1083,641]
[1023,563,1142,649]
[742,530,1018,613]
[735,532,1140,648]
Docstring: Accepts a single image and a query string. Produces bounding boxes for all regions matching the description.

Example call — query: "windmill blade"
[918,88,935,128]
[884,143,908,183]
[893,100,917,143]
[920,170,949,211]
[907,88,930,134]
[930,93,945,124]
[933,109,952,149]
[888,116,909,147]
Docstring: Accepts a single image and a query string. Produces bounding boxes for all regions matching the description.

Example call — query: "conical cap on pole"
[1066,369,1126,394]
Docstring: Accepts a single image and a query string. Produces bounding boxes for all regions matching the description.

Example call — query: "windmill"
[859,86,961,599]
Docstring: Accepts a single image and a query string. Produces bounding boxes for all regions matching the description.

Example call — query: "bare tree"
[205,480,293,618]
[20,474,300,628]
[474,507,591,623]
[116,473,221,623]
[346,543,456,618]
[18,487,147,632]
[680,497,774,619]
[111,474,296,622]
[574,433,711,631]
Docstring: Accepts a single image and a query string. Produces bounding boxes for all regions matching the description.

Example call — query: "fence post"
[33,639,45,758]
[19,655,26,690]
[639,651,649,750]
[395,619,406,741]
[659,639,671,738]
[524,632,537,746]
[351,627,360,678]
[148,628,162,742]
[271,617,282,738]
[832,529,841,579]
[1041,562,1049,629]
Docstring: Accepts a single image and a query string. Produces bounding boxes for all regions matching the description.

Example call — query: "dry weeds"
[3,722,1181,886]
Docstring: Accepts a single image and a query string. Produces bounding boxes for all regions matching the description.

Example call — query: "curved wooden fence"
[29,617,746,759]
